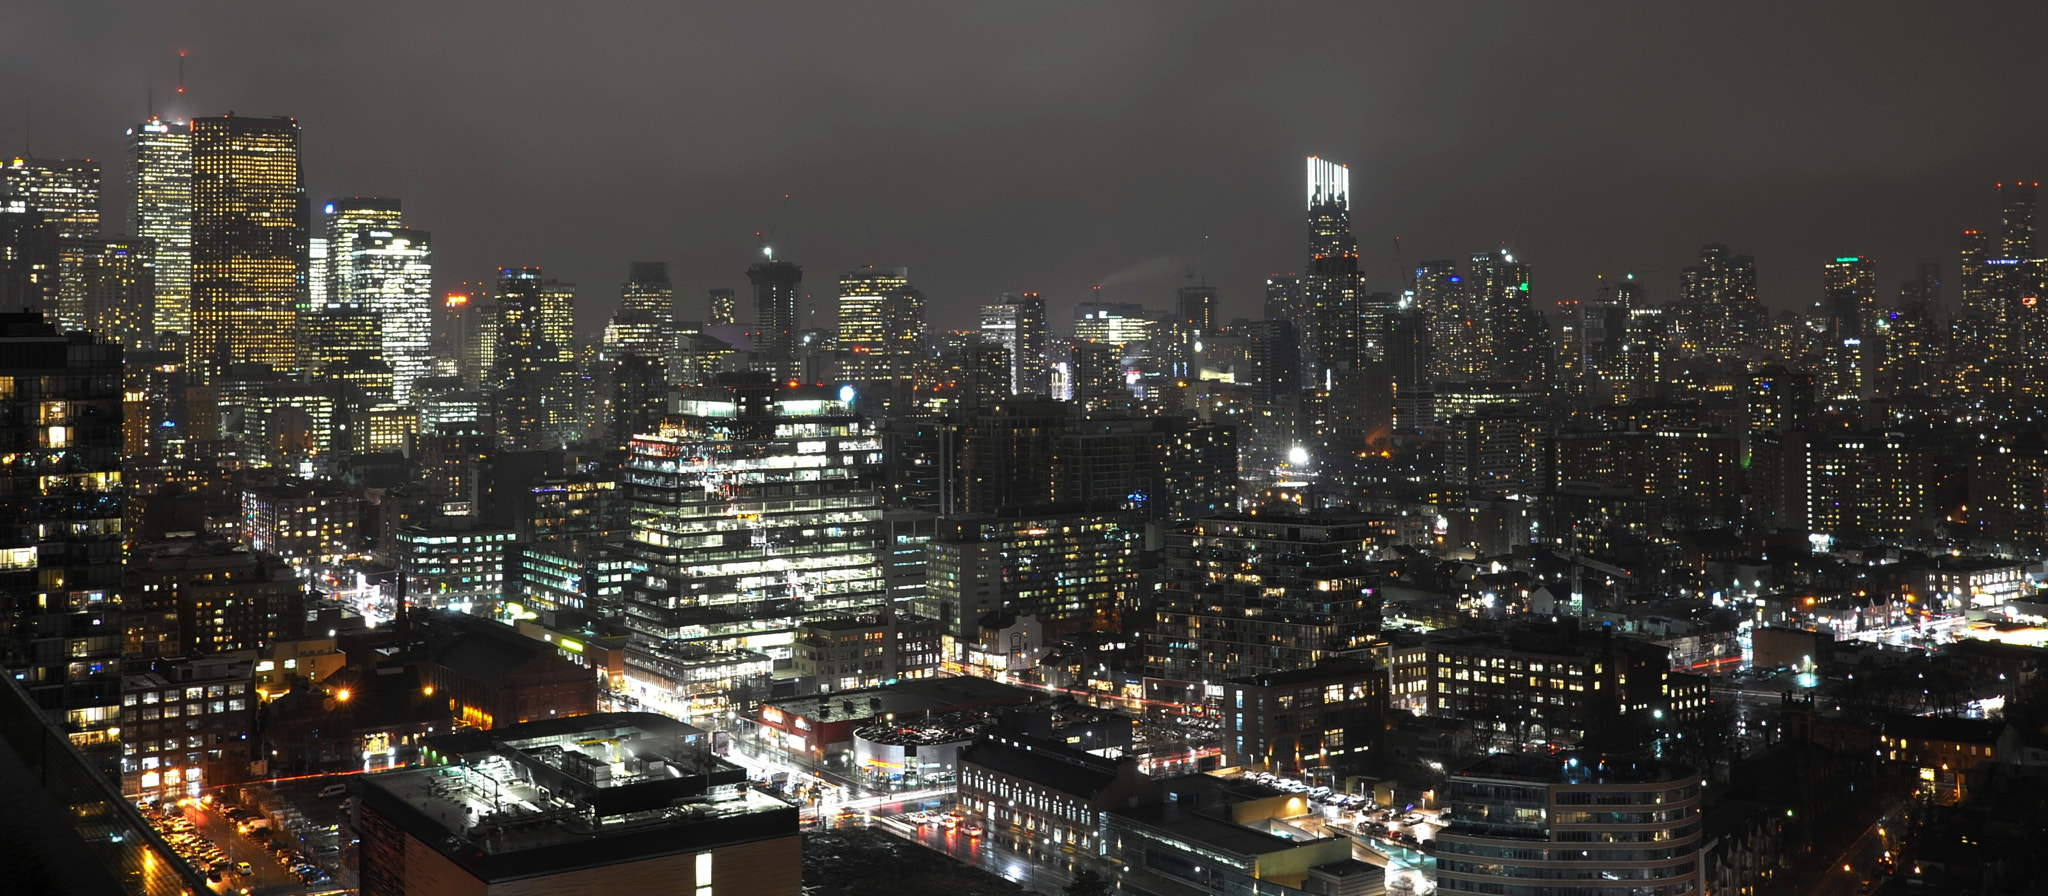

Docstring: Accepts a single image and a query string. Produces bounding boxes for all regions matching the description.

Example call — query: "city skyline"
[5,4,2048,333]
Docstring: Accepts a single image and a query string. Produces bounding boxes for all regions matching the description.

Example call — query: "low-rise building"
[120,652,258,801]
[419,611,600,731]
[395,520,515,612]
[752,676,1037,765]
[1880,714,2003,803]
[126,536,305,654]
[357,713,800,896]
[793,611,941,692]
[957,732,1158,855]
[241,479,361,567]
[1220,658,1386,775]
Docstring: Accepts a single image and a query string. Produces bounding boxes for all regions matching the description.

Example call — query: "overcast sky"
[6,2,2047,334]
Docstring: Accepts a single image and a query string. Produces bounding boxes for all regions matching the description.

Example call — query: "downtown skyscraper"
[493,267,578,447]
[835,265,924,393]
[2000,180,2037,260]
[979,291,1048,396]
[189,114,306,375]
[1677,244,1760,362]
[1,157,101,239]
[128,116,191,341]
[324,198,433,402]
[605,261,675,361]
[1305,156,1365,383]
[747,254,803,377]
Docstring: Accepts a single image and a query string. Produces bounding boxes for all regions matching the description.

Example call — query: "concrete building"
[357,713,800,896]
[125,536,305,655]
[957,732,1158,855]
[792,612,941,693]
[1219,659,1386,775]
[1434,754,1703,896]
[241,479,362,567]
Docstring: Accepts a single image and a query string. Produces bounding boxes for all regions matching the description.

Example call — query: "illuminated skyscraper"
[56,238,153,348]
[1073,302,1151,346]
[1306,156,1364,380]
[493,267,577,447]
[2001,181,2037,260]
[1678,244,1760,362]
[606,261,674,361]
[1415,259,1481,380]
[1,157,100,239]
[128,117,191,339]
[347,229,433,402]
[1959,229,1991,320]
[836,265,922,388]
[979,292,1048,396]
[616,375,886,650]
[748,256,803,375]
[0,313,125,752]
[708,287,737,326]
[321,197,402,297]
[1473,249,1549,384]
[189,115,306,375]
[1823,256,1878,343]
[1822,256,1878,402]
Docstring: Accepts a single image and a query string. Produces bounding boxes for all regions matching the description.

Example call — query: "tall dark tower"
[1473,249,1549,383]
[1176,284,1217,334]
[1960,229,1991,319]
[748,255,803,376]
[1306,156,1362,384]
[188,114,306,377]
[2000,181,2038,260]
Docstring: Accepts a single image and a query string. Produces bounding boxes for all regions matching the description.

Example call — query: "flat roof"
[357,712,796,883]
[761,676,1036,725]
[1453,753,1699,787]
[1117,803,1338,860]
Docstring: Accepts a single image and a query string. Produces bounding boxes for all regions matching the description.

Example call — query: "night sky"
[6,2,2048,334]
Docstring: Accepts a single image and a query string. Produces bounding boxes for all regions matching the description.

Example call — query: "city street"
[1804,814,1890,896]
[879,813,1077,895]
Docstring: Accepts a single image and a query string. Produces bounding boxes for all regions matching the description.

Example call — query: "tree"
[1064,868,1113,896]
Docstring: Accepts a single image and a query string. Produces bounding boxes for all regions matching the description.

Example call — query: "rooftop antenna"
[177,50,186,97]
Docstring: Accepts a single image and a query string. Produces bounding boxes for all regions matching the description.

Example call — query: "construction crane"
[1393,236,1417,295]
[756,193,791,259]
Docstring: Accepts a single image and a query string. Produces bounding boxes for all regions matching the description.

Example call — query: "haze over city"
[7,3,2048,330]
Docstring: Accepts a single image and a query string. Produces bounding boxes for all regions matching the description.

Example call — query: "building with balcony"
[1434,754,1704,896]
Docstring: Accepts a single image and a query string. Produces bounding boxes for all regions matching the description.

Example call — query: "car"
[962,825,983,837]
[234,862,253,876]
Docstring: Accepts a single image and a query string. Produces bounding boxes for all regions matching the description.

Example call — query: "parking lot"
[1235,770,1442,848]
[137,779,362,894]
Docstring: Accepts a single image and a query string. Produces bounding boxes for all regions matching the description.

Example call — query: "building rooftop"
[1882,714,2005,745]
[761,675,1036,725]
[958,733,1124,798]
[1116,801,1334,861]
[357,712,796,884]
[1226,657,1378,688]
[1453,753,1699,787]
